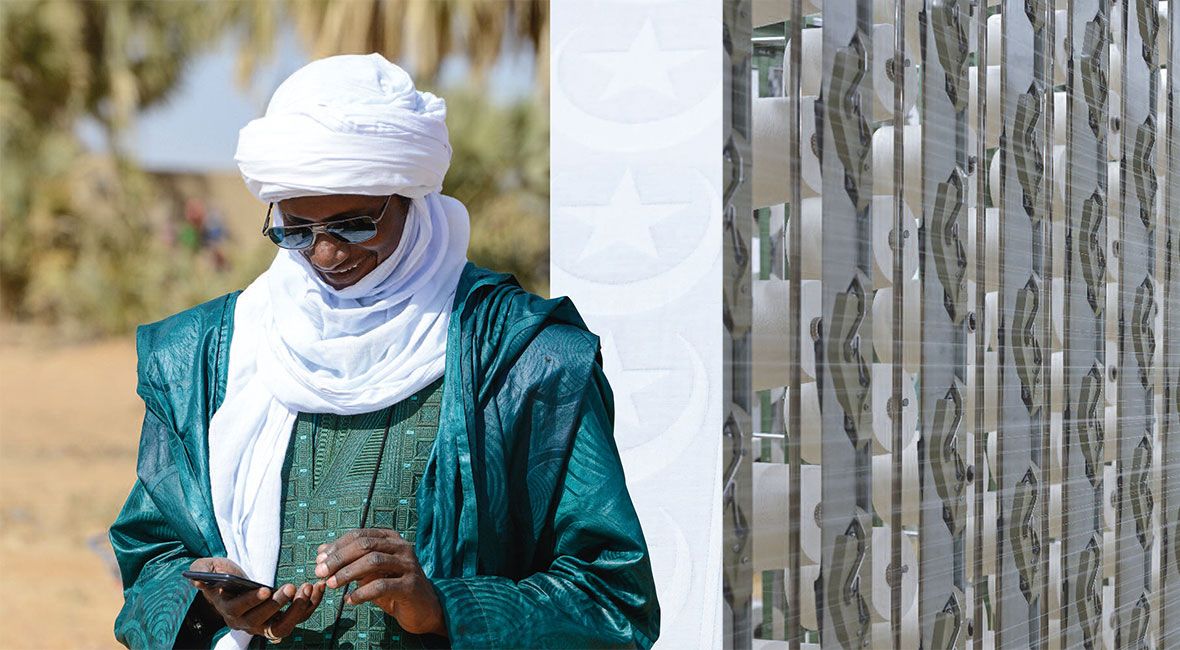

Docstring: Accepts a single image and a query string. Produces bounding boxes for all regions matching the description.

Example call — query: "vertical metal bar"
[918,0,974,647]
[723,0,754,647]
[1161,0,1180,641]
[819,0,876,645]
[1151,17,1167,635]
[972,3,990,647]
[1061,0,1110,648]
[891,0,909,646]
[1114,0,1160,644]
[1038,2,1055,646]
[996,0,1052,644]
[787,0,805,645]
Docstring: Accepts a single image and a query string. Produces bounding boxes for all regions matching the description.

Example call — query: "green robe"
[109,263,660,649]
[272,378,444,648]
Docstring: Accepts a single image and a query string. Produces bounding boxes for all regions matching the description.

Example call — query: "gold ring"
[263,625,283,644]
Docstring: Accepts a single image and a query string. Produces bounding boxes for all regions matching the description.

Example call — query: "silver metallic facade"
[735,0,1180,646]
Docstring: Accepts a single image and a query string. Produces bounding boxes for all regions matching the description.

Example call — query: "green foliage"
[1,1,549,337]
[1,0,239,334]
[439,90,549,295]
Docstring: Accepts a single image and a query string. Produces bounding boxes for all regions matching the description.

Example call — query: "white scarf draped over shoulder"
[210,54,469,650]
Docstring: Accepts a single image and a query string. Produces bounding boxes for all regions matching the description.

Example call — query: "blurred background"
[0,1,549,646]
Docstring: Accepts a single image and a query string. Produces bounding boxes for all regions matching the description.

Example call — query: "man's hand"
[315,528,447,637]
[188,557,327,640]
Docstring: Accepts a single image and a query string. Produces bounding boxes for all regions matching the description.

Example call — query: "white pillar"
[549,2,725,647]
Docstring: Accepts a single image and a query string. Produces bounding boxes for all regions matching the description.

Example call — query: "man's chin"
[317,262,371,288]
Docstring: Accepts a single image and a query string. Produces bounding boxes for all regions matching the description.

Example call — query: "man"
[109,53,660,649]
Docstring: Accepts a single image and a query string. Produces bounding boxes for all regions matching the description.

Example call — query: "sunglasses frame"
[261,194,394,250]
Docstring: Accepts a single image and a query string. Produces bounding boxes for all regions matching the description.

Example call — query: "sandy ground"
[0,333,140,648]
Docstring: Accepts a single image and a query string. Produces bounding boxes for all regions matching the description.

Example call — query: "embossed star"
[599,332,671,428]
[560,169,687,261]
[586,19,702,101]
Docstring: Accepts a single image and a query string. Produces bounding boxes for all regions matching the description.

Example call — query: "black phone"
[182,571,275,594]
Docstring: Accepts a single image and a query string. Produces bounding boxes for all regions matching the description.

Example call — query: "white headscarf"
[211,54,468,650]
[236,53,452,201]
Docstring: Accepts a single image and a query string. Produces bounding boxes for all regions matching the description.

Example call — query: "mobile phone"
[182,571,275,594]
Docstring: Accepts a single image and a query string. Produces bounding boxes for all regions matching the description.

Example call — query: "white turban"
[235,53,452,201]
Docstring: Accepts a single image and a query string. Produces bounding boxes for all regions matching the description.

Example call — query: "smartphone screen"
[182,570,274,594]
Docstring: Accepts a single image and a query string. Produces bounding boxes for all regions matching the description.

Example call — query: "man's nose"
[306,232,349,269]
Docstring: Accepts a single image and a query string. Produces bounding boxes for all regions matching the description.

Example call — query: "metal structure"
[736,0,1179,646]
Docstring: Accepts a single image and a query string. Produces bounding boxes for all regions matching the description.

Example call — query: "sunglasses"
[262,195,393,250]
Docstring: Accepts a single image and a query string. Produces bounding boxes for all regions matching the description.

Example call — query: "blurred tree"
[1,0,240,329]
[233,0,548,95]
[1,0,549,336]
[441,91,549,295]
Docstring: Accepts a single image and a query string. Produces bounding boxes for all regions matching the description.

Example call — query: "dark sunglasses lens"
[328,217,378,244]
[268,226,314,250]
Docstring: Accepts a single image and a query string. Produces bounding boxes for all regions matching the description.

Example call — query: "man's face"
[277,194,410,289]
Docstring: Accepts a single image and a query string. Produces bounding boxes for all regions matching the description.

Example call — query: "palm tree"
[231,0,548,94]
[0,0,550,333]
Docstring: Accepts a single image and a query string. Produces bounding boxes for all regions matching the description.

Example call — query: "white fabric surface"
[235,53,452,202]
[213,53,466,649]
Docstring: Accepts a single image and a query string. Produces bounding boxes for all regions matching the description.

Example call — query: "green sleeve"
[431,365,661,649]
[109,410,224,649]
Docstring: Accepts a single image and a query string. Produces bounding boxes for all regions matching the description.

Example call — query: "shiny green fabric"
[109,263,660,649]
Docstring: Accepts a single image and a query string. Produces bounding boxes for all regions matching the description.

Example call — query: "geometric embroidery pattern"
[272,377,443,648]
